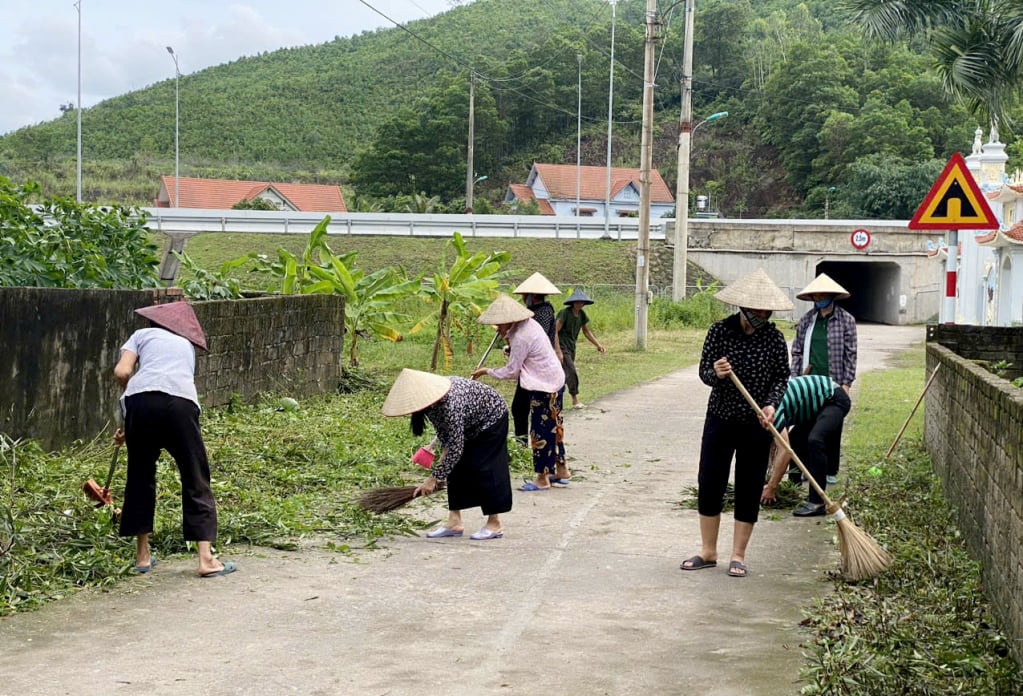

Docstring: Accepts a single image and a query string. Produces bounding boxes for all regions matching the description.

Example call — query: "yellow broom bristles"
[830,506,892,581]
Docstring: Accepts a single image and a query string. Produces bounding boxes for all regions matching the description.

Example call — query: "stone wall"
[0,288,344,450]
[924,339,1023,662]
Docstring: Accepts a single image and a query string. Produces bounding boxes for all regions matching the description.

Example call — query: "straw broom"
[728,371,891,581]
[358,483,446,514]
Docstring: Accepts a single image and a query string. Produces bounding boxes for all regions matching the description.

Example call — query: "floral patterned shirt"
[528,301,557,347]
[424,377,507,481]
[699,313,790,424]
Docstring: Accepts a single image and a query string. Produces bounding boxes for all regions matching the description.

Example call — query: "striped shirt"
[773,375,836,431]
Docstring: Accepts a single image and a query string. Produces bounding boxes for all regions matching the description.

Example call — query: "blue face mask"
[814,297,834,310]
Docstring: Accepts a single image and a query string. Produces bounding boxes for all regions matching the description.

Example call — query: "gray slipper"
[680,555,717,571]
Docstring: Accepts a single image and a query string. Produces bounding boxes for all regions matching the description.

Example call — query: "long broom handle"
[727,371,834,507]
[884,363,941,460]
[103,444,121,492]
[475,331,501,371]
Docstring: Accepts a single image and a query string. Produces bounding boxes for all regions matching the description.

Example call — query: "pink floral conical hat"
[135,302,208,351]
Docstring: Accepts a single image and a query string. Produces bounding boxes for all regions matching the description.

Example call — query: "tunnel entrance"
[816,261,902,325]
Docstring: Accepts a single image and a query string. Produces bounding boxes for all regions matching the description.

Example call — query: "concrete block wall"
[924,340,1023,662]
[927,324,1023,380]
[0,288,344,450]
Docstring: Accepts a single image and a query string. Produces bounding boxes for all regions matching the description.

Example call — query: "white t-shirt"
[120,328,200,408]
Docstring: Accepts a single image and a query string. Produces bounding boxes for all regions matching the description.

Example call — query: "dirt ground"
[0,324,923,696]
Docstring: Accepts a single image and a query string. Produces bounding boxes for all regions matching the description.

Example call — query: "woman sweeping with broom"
[680,269,791,578]
[381,368,512,540]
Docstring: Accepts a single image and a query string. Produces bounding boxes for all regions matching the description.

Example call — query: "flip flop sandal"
[518,481,551,492]
[680,555,717,571]
[727,560,748,578]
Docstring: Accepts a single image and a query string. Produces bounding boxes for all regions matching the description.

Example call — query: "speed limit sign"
[851,228,871,250]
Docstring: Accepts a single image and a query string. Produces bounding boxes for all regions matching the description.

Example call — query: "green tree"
[843,154,943,219]
[845,0,1023,128]
[232,198,280,210]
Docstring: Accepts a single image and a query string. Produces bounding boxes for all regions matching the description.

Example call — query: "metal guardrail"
[141,208,670,242]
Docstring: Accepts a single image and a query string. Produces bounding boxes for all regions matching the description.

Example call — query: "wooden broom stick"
[728,371,891,581]
[884,363,941,460]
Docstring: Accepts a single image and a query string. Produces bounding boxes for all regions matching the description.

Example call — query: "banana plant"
[412,232,511,371]
[264,216,420,366]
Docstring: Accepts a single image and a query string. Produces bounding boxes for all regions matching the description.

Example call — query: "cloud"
[0,0,455,135]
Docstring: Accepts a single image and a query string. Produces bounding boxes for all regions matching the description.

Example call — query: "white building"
[504,163,675,219]
[953,128,1023,326]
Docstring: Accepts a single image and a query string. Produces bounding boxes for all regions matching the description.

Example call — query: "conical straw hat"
[563,289,594,306]
[135,302,208,351]
[513,272,561,295]
[715,268,793,311]
[381,369,453,417]
[477,293,534,324]
[796,273,850,301]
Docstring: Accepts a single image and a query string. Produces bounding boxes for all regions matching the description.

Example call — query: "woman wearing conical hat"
[680,269,791,579]
[789,273,857,485]
[382,369,512,540]
[113,301,236,578]
[509,272,561,448]
[471,293,568,491]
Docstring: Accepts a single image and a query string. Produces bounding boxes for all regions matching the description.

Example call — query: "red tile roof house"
[504,163,674,218]
[155,176,347,212]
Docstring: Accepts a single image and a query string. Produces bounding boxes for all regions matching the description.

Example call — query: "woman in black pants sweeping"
[383,368,512,541]
[114,301,235,578]
[680,269,791,578]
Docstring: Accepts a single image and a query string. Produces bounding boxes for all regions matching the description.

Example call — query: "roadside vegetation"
[799,348,1022,694]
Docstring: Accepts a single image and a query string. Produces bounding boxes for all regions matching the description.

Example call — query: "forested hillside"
[1,0,1018,217]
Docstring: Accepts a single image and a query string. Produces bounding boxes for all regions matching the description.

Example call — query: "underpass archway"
[816,260,902,324]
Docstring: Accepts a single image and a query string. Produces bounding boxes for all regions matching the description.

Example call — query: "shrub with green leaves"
[0,177,160,289]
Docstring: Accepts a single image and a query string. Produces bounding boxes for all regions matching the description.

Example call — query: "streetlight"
[75,1,82,203]
[692,110,728,138]
[603,0,617,238]
[576,52,583,218]
[166,46,180,208]
[825,186,837,219]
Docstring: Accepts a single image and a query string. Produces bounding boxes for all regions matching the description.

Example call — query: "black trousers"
[511,381,530,440]
[697,413,773,524]
[446,416,513,515]
[788,388,851,504]
[118,391,218,542]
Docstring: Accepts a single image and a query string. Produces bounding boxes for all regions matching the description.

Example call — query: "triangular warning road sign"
[909,152,999,230]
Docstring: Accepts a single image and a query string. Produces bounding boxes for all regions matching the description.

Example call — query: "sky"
[0,0,457,136]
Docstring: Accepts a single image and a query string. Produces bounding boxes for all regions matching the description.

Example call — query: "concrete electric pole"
[635,0,658,350]
[672,0,695,301]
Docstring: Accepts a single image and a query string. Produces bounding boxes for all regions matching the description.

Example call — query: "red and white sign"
[851,228,871,250]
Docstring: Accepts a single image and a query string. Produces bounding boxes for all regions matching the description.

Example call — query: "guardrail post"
[347,218,352,235]
[555,220,560,239]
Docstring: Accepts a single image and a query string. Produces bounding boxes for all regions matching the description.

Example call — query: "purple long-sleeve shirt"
[486,318,565,393]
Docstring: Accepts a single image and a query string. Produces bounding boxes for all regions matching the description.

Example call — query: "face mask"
[814,298,834,310]
[741,308,768,331]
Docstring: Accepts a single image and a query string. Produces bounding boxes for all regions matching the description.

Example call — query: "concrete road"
[0,324,923,696]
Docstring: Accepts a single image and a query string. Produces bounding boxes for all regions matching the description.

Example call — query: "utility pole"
[635,0,658,350]
[672,0,695,301]
[603,0,617,238]
[576,53,582,217]
[465,70,476,212]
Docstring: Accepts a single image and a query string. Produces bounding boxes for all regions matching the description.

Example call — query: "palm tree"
[846,0,1023,129]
